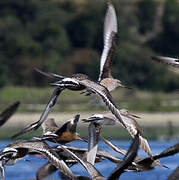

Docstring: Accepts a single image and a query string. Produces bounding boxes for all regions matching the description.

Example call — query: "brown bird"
[102,137,178,172]
[0,139,75,180]
[83,109,153,159]
[107,133,139,180]
[35,114,84,144]
[168,166,179,180]
[0,101,20,127]
[60,145,106,180]
[151,56,179,68]
[98,2,129,91]
[12,73,127,138]
[59,133,140,180]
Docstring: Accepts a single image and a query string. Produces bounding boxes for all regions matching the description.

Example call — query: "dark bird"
[167,166,179,180]
[34,114,84,144]
[83,109,153,159]
[0,101,20,127]
[107,133,139,180]
[102,138,178,172]
[132,143,179,171]
[36,162,57,180]
[151,56,179,68]
[59,145,106,180]
[12,73,127,139]
[82,113,115,165]
[86,120,102,165]
[0,139,75,180]
[59,132,139,180]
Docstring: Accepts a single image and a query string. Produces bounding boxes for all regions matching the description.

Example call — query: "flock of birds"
[0,1,179,180]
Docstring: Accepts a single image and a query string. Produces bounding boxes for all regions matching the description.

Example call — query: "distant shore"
[6,111,179,128]
[1,112,178,140]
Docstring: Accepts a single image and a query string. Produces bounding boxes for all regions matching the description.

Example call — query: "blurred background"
[0,0,179,140]
[0,0,179,179]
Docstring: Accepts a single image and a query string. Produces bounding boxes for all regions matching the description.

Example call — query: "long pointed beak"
[158,162,169,169]
[82,117,99,122]
[129,113,141,119]
[76,134,87,143]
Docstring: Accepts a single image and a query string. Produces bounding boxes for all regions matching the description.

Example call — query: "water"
[0,140,178,180]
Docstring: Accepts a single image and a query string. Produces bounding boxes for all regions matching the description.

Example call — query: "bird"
[132,143,179,172]
[79,1,129,97]
[82,113,115,165]
[0,139,75,180]
[151,56,179,68]
[167,166,179,180]
[35,162,57,180]
[83,109,153,159]
[82,114,116,125]
[0,101,20,127]
[34,114,85,144]
[86,120,102,165]
[59,133,140,180]
[12,73,127,138]
[98,1,130,92]
[102,137,178,172]
[10,2,132,139]
[107,133,139,180]
[59,144,106,180]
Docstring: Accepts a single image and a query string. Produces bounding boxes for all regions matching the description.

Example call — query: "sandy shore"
[5,111,179,128]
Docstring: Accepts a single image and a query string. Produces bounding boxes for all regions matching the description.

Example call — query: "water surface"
[1,140,178,180]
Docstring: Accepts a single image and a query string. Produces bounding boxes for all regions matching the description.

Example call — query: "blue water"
[0,140,178,180]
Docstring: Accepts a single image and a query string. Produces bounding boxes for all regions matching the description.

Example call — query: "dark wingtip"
[74,114,80,120]
[11,121,40,139]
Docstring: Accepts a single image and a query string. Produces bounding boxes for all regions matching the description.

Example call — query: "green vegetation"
[0,0,179,91]
[1,125,178,140]
[0,86,179,112]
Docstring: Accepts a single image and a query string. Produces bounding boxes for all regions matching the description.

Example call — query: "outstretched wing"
[151,56,179,68]
[0,101,20,127]
[99,2,118,81]
[12,87,63,139]
[60,145,105,180]
[87,122,101,165]
[108,133,139,180]
[36,162,57,180]
[79,79,126,129]
[120,115,153,158]
[167,166,179,180]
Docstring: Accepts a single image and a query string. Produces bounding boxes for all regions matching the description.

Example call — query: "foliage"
[0,0,179,91]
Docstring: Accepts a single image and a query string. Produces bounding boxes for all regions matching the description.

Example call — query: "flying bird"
[0,139,74,180]
[98,1,130,92]
[12,73,127,138]
[83,109,153,159]
[151,56,179,68]
[34,115,84,144]
[108,133,139,180]
[167,166,179,180]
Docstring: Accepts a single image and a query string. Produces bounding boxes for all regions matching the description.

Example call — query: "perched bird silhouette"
[151,56,179,68]
[34,114,84,144]
[0,101,20,127]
